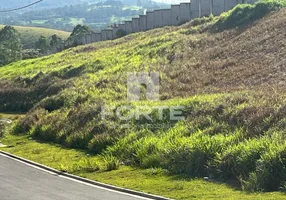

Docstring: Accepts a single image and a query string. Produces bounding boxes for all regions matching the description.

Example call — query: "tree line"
[0,24,94,66]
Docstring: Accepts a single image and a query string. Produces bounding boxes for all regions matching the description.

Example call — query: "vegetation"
[0,24,70,49]
[1,0,286,198]
[1,134,286,200]
[0,0,168,32]
[0,26,22,66]
[213,0,286,31]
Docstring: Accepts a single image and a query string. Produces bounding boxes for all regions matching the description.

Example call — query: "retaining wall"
[106,29,113,40]
[146,11,154,30]
[112,26,119,39]
[225,0,238,11]
[191,0,201,18]
[201,0,211,16]
[154,10,163,28]
[101,30,108,41]
[125,21,132,34]
[162,9,172,26]
[75,0,259,47]
[139,15,147,31]
[212,0,225,15]
[180,3,191,24]
[86,34,92,44]
[132,18,140,33]
[171,5,180,26]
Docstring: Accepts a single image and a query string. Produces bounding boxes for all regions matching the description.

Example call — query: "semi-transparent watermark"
[101,72,185,128]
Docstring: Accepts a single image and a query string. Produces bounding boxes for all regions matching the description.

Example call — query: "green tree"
[67,24,94,47]
[36,35,50,54]
[70,24,94,37]
[0,26,22,66]
[50,34,63,50]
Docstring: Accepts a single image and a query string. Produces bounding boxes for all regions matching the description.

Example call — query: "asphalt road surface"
[0,154,151,200]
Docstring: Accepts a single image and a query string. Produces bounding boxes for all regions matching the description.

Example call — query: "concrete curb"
[0,150,172,200]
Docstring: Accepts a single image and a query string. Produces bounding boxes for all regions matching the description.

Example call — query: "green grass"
[31,20,48,25]
[1,0,286,196]
[0,24,70,49]
[213,0,286,31]
[1,134,285,200]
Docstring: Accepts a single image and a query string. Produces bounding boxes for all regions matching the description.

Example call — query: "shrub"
[72,158,100,173]
[162,134,229,177]
[214,0,285,31]
[242,144,286,191]
[211,138,269,180]
[88,134,114,154]
[101,154,120,171]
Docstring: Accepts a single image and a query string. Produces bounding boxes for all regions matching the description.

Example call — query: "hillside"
[0,25,70,49]
[1,1,286,195]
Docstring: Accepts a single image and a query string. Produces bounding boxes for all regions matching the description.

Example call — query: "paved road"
[0,154,150,200]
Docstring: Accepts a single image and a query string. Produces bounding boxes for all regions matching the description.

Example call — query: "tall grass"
[214,0,286,31]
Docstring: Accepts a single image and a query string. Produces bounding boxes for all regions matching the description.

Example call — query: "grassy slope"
[1,1,286,198]
[0,24,70,49]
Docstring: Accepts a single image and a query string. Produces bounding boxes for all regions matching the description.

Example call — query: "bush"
[211,138,269,180]
[162,134,229,177]
[0,122,6,137]
[214,0,285,31]
[242,144,286,191]
[101,154,120,171]
[88,134,114,154]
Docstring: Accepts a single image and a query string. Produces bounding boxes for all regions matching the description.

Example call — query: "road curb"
[0,150,172,200]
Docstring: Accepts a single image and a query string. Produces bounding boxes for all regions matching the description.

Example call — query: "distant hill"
[0,0,91,10]
[0,0,144,10]
[0,25,70,49]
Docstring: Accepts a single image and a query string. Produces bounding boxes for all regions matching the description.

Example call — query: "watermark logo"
[101,72,185,128]
[127,72,160,101]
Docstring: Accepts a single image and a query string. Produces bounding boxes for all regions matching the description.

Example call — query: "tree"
[66,24,94,47]
[50,34,63,50]
[0,26,22,66]
[70,24,94,37]
[35,35,50,54]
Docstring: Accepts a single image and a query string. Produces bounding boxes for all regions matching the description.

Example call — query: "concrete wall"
[180,3,191,24]
[162,9,172,26]
[101,30,108,41]
[106,29,113,40]
[86,34,92,44]
[225,0,238,11]
[118,23,126,34]
[94,33,101,42]
[81,35,87,45]
[76,35,83,45]
[91,33,96,43]
[201,0,211,16]
[154,10,163,28]
[146,11,154,30]
[112,26,119,39]
[246,0,258,3]
[132,18,140,33]
[171,5,180,26]
[139,15,147,31]
[70,0,260,48]
[191,0,201,18]
[125,21,132,34]
[212,0,225,15]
